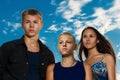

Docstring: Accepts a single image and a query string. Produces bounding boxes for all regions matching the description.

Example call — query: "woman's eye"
[83,35,87,38]
[90,35,94,37]
[59,42,62,44]
[67,41,72,43]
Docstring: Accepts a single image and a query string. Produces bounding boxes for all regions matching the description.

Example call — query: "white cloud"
[11,23,21,32]
[63,26,72,31]
[56,0,92,21]
[84,0,120,34]
[48,24,59,32]
[55,0,120,39]
[74,50,79,61]
[117,73,120,80]
[73,0,120,41]
[73,20,83,28]
[50,0,56,5]
[3,30,7,34]
[39,37,46,44]
[117,52,120,60]
[74,27,85,40]
[47,23,73,32]
[2,19,21,33]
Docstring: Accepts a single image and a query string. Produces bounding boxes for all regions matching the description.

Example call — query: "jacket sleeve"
[48,50,55,65]
[0,43,11,80]
[0,46,3,80]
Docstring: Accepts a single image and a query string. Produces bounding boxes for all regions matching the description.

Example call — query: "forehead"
[83,29,96,35]
[23,14,41,20]
[23,15,41,21]
[59,34,74,40]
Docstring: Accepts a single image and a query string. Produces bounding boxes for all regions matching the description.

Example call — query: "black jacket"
[0,36,55,80]
[0,46,3,80]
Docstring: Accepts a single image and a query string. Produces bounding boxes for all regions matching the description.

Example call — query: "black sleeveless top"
[26,51,40,80]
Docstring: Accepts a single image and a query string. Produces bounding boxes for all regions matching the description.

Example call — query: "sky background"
[0,0,120,79]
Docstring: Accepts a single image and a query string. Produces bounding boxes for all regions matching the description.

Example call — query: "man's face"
[22,15,42,37]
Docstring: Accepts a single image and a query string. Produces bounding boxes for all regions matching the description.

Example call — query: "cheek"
[37,24,42,30]
[92,39,98,43]
[72,45,76,49]
[57,45,61,51]
[82,39,86,44]
[22,24,29,29]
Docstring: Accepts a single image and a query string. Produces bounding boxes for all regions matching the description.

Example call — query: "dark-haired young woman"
[78,27,116,80]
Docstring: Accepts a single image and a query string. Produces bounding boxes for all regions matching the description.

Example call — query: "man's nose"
[30,22,34,27]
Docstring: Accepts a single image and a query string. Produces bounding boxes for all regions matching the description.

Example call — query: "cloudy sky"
[0,0,120,79]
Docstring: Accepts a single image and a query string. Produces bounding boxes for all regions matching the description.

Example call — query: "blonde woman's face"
[82,29,99,50]
[58,34,76,57]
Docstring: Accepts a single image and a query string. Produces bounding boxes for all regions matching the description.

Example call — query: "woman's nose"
[86,37,90,41]
[63,42,67,47]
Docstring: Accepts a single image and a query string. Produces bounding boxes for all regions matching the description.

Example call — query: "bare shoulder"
[46,64,55,76]
[83,61,91,69]
[104,53,114,60]
[47,64,55,71]
[104,53,115,64]
[46,64,55,80]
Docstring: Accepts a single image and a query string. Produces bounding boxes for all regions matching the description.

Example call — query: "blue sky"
[0,0,120,79]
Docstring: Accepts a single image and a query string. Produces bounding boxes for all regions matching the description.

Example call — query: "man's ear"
[21,22,23,28]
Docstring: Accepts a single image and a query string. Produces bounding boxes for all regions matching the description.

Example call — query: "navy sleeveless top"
[54,61,85,80]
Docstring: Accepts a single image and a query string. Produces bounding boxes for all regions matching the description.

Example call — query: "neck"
[87,47,100,59]
[24,35,38,41]
[61,56,77,67]
[24,35,39,52]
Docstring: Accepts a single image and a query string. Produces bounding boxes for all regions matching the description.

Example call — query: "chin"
[27,34,36,37]
[62,53,71,57]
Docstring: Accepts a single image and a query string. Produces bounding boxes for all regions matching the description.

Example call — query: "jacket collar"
[15,36,46,52]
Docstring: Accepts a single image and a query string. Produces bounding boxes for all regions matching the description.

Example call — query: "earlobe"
[97,40,99,43]
[21,22,23,28]
[74,44,77,50]
[39,22,43,30]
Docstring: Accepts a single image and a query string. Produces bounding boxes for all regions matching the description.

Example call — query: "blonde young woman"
[46,32,92,80]
[78,27,116,80]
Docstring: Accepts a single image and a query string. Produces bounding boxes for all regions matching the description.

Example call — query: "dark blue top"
[26,51,40,80]
[54,61,85,80]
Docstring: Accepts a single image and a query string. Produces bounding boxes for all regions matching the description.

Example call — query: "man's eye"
[25,21,30,24]
[34,21,38,23]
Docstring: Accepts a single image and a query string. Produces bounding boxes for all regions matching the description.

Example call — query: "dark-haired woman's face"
[82,29,99,50]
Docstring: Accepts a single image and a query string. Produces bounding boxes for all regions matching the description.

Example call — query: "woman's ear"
[74,44,77,50]
[97,40,99,43]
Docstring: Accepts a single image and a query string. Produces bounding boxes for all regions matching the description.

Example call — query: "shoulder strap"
[101,54,106,61]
